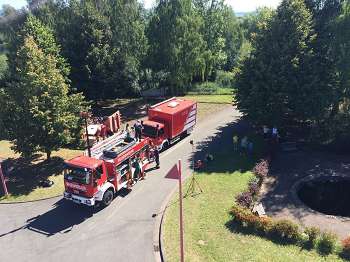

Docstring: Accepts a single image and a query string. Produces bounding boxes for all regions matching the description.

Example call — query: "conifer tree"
[235,0,335,127]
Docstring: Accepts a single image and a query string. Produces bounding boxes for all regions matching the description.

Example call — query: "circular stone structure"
[297,176,350,217]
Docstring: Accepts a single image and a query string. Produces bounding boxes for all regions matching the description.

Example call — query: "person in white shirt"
[272,126,279,143]
[263,125,270,139]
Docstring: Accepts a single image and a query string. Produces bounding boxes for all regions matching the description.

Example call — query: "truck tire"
[161,141,169,152]
[102,189,114,207]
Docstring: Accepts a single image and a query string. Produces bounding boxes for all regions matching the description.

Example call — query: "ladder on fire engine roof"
[88,131,127,158]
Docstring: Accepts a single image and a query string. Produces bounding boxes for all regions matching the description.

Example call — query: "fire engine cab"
[64,132,152,207]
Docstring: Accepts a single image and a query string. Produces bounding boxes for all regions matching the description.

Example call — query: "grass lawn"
[186,87,233,96]
[0,140,82,203]
[181,94,233,104]
[162,153,341,262]
[0,140,20,159]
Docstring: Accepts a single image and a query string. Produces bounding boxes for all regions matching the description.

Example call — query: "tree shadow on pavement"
[260,150,350,221]
[26,199,94,237]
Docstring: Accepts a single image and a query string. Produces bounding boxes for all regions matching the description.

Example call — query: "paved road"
[0,106,240,262]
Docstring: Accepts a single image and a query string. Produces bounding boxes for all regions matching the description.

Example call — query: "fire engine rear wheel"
[161,141,169,152]
[102,189,114,207]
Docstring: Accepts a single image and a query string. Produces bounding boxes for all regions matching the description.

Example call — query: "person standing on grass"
[233,135,238,152]
[248,141,254,157]
[272,126,279,144]
[240,136,248,154]
[263,125,269,139]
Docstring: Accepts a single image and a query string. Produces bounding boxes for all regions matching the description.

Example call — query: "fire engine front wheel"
[102,189,114,207]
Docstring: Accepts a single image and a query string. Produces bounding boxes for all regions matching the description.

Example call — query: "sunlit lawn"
[163,152,341,262]
[181,94,233,104]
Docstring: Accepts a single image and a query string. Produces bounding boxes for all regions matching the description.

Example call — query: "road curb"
[153,185,178,262]
[0,194,61,205]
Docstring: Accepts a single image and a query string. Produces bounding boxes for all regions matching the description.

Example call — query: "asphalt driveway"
[0,106,240,262]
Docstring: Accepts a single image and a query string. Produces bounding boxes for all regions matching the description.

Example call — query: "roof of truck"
[143,120,165,128]
[149,97,196,115]
[65,155,103,169]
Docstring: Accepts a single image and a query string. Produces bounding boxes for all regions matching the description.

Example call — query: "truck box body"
[148,98,197,139]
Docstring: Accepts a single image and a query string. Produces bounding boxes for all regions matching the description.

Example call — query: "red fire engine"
[64,132,152,207]
[64,97,197,207]
[142,97,197,151]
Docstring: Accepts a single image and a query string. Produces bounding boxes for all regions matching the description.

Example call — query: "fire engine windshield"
[142,125,158,138]
[64,166,91,185]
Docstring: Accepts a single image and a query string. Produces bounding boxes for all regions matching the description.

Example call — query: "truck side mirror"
[94,170,101,180]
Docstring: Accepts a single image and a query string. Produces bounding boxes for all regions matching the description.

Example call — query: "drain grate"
[154,245,160,252]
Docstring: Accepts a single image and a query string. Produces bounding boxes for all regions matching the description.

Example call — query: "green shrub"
[317,231,337,255]
[269,219,301,243]
[188,82,233,95]
[230,206,273,234]
[253,159,269,182]
[256,216,274,234]
[189,82,218,95]
[215,70,234,88]
[235,191,253,208]
[230,205,253,225]
[304,226,320,248]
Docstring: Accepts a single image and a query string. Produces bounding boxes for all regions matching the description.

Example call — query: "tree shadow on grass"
[189,118,267,175]
[0,156,65,197]
[91,98,162,123]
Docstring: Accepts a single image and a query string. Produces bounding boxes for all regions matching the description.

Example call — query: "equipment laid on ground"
[184,140,203,198]
[64,134,152,207]
[142,97,197,151]
[86,111,121,145]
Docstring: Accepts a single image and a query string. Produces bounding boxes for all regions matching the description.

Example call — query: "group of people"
[129,143,160,186]
[263,125,279,142]
[125,120,144,142]
[233,135,254,156]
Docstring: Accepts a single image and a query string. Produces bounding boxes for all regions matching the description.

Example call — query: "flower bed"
[231,157,350,259]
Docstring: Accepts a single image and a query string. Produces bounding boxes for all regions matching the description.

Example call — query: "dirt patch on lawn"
[260,149,350,239]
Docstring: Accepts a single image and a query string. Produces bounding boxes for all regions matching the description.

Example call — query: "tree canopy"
[0,16,86,159]
[235,0,336,126]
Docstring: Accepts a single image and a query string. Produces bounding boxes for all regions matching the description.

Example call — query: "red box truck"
[142,97,197,150]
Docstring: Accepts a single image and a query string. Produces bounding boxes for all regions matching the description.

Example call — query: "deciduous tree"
[1,17,86,159]
[147,0,205,94]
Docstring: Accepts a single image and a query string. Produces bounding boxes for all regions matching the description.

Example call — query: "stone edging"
[291,173,350,222]
[0,194,61,205]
